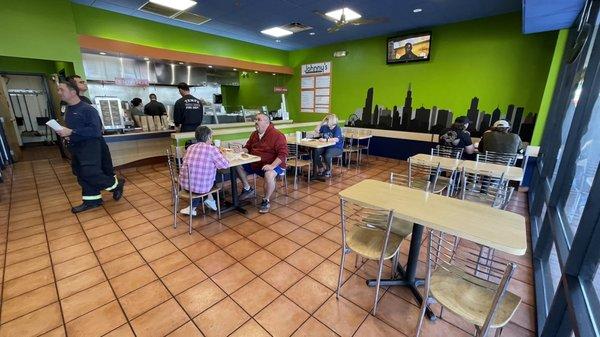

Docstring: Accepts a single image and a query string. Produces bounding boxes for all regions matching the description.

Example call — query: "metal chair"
[336,198,412,315]
[342,135,359,169]
[390,161,452,195]
[415,229,521,337]
[459,169,512,210]
[286,143,312,188]
[477,151,518,166]
[166,146,221,234]
[432,145,463,159]
[347,130,372,164]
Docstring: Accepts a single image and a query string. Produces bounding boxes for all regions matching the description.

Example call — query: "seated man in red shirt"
[235,113,288,213]
[179,126,229,216]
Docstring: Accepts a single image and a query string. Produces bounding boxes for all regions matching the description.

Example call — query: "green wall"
[0,0,84,75]
[0,56,57,75]
[222,72,290,111]
[287,13,558,126]
[71,4,288,67]
[531,29,569,145]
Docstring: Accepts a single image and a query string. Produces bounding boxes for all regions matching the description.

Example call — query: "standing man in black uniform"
[174,82,203,132]
[55,81,125,213]
[144,93,167,116]
[66,75,93,104]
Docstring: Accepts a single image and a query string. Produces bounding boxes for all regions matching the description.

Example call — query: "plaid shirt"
[179,142,229,194]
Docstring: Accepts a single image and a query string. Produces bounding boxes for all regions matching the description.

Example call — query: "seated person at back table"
[313,114,343,181]
[179,126,229,216]
[438,116,475,156]
[234,113,288,214]
[478,120,524,155]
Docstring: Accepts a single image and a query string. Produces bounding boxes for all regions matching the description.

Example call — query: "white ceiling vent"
[281,22,313,33]
[138,2,179,17]
[173,11,211,25]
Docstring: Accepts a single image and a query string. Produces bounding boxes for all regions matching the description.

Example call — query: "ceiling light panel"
[325,7,361,21]
[260,27,293,38]
[149,0,197,11]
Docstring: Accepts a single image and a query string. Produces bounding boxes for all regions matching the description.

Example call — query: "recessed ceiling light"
[233,68,237,71]
[260,27,293,38]
[413,8,422,13]
[325,7,361,21]
[99,52,107,55]
[143,57,150,61]
[275,39,281,43]
[272,73,276,75]
[309,32,316,35]
[208,65,213,68]
[149,0,196,11]
[254,71,259,74]
[178,62,184,65]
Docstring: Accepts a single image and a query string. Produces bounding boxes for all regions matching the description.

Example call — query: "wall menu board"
[300,61,331,113]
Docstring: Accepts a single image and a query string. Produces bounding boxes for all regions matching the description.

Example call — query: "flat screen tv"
[387,32,431,64]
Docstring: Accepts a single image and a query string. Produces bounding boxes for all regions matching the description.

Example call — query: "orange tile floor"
[0,156,536,336]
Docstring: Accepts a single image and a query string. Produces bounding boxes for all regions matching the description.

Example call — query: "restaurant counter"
[104,120,306,167]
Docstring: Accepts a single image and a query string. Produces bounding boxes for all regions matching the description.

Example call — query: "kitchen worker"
[55,81,125,213]
[174,82,204,132]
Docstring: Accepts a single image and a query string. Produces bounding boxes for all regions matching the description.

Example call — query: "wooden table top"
[459,160,524,181]
[410,153,462,170]
[286,136,335,148]
[408,154,524,181]
[222,150,261,167]
[339,179,527,255]
[343,132,373,140]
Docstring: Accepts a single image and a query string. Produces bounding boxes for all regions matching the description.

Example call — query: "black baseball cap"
[455,116,470,124]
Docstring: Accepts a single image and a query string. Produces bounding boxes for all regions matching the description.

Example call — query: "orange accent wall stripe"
[77,35,293,75]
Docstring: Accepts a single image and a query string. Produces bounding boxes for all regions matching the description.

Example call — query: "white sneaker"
[179,205,197,216]
[204,199,217,211]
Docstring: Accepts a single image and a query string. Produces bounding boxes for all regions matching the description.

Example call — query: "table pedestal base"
[365,223,437,321]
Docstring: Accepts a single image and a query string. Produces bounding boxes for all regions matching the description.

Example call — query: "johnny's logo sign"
[302,62,331,75]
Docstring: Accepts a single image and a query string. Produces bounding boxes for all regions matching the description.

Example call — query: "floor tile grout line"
[47,160,136,334]
[0,165,15,324]
[32,162,67,336]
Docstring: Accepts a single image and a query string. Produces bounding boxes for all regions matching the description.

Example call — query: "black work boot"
[71,200,103,214]
[113,178,126,201]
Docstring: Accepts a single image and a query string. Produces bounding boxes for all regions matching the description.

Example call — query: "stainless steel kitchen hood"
[81,53,239,86]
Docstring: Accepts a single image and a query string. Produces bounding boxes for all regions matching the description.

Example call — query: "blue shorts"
[243,163,285,177]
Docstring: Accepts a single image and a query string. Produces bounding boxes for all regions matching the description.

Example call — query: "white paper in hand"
[45,119,64,132]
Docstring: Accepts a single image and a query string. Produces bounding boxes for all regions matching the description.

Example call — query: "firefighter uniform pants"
[69,138,118,201]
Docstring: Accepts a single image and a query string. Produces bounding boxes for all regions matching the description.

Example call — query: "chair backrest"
[477,151,518,166]
[460,168,510,209]
[431,145,463,159]
[286,143,299,159]
[339,197,395,260]
[423,229,517,336]
[343,134,355,149]
[389,161,441,193]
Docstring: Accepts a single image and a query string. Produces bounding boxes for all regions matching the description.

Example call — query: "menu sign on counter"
[301,61,331,113]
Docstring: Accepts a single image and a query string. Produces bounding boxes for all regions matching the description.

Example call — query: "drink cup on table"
[214,139,221,147]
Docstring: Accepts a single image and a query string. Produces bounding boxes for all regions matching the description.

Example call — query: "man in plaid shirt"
[179,126,229,215]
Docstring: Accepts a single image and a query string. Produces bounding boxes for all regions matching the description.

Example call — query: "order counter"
[104,120,320,167]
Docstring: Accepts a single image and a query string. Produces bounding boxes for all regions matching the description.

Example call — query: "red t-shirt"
[245,124,288,169]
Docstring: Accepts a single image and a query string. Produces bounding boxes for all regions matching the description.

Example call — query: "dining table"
[221,149,261,214]
[338,179,527,320]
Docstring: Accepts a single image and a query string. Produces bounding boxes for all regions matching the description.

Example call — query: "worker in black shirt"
[144,93,167,116]
[55,81,125,213]
[66,75,93,104]
[174,82,204,132]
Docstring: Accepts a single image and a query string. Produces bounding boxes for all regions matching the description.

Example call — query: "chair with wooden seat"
[286,143,312,188]
[431,145,463,159]
[336,197,412,315]
[477,151,518,166]
[166,147,221,234]
[460,169,513,210]
[390,160,453,195]
[342,134,359,169]
[415,229,521,337]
